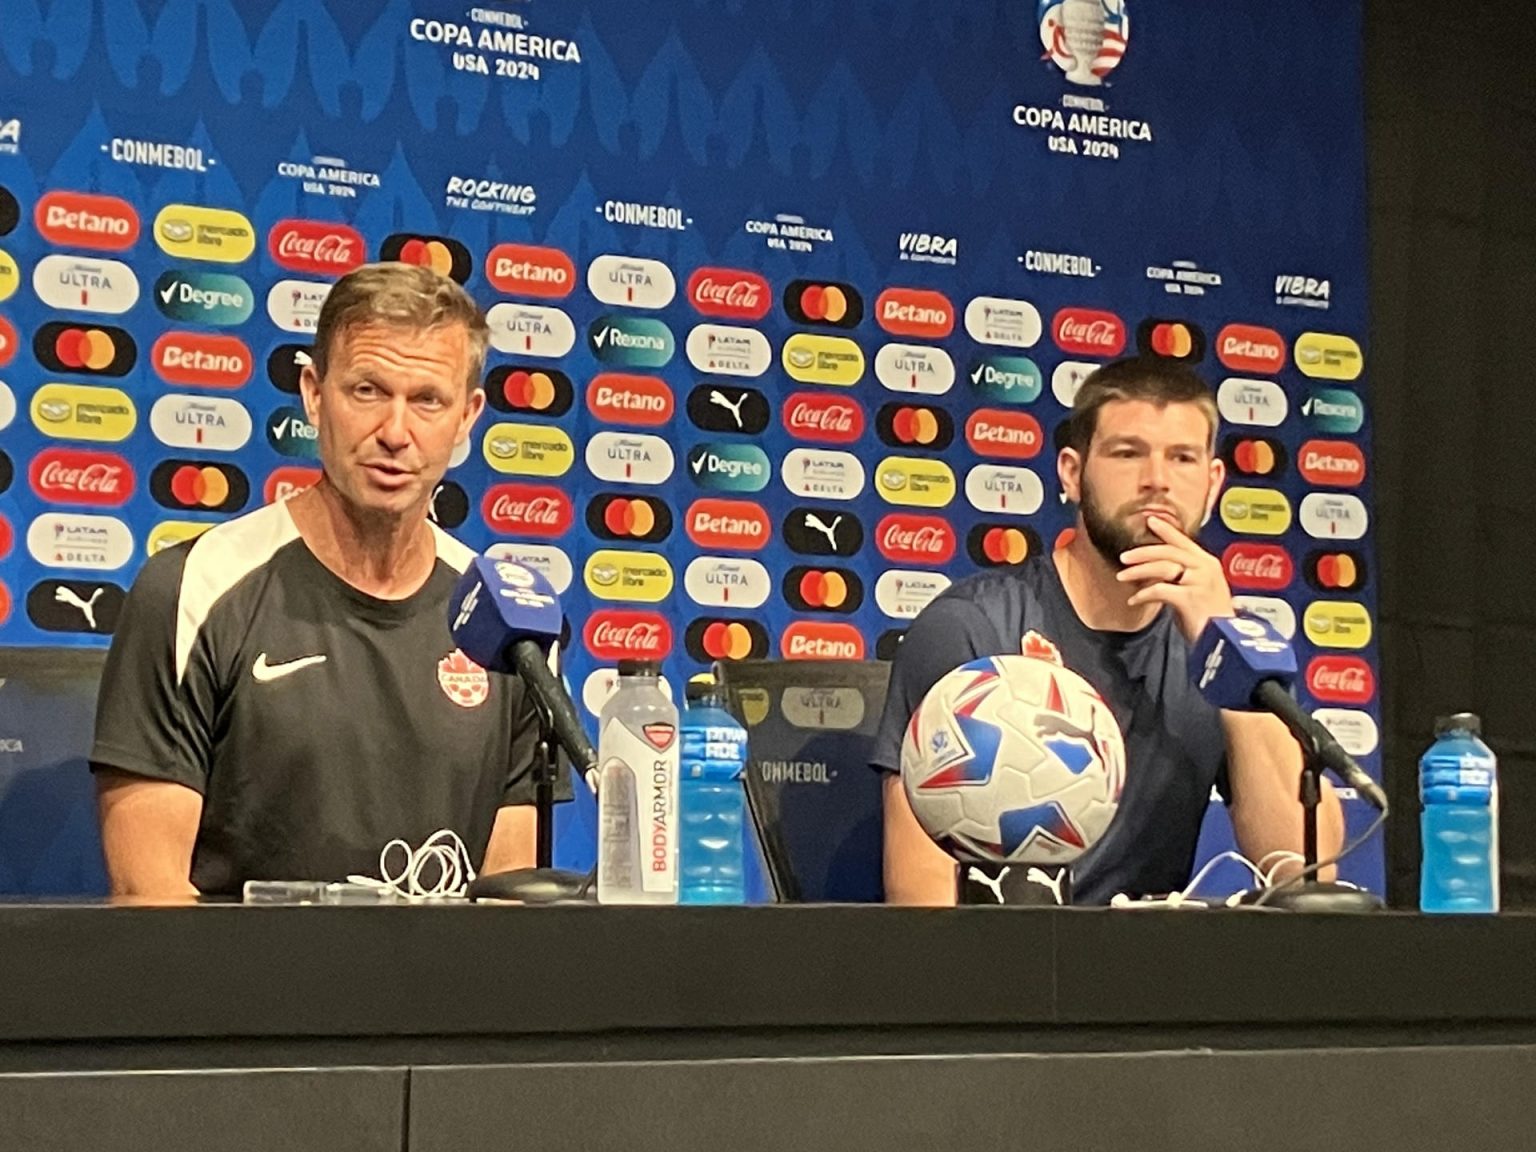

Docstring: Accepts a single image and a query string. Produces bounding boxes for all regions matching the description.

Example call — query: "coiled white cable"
[345,829,475,900]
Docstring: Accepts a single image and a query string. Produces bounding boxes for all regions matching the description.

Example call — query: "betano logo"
[484,243,575,298]
[1298,440,1365,488]
[1216,323,1286,374]
[35,192,139,251]
[686,499,771,551]
[33,323,136,377]
[486,302,576,358]
[35,255,139,314]
[586,373,673,426]
[149,394,252,452]
[153,204,255,264]
[584,431,675,485]
[689,442,771,493]
[964,464,1043,515]
[965,409,1043,459]
[586,254,676,310]
[782,333,864,386]
[875,455,956,508]
[482,422,575,477]
[587,314,674,368]
[152,332,251,388]
[584,549,674,603]
[874,343,956,396]
[1303,601,1373,650]
[780,621,865,661]
[30,383,136,442]
[781,448,866,501]
[874,288,955,339]
[154,269,251,325]
[1219,487,1293,536]
[684,556,772,609]
[1293,332,1363,381]
[263,466,321,505]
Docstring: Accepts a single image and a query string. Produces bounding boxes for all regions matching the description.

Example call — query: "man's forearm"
[1223,711,1343,880]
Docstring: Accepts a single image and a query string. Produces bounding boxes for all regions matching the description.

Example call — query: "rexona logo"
[780,621,865,661]
[783,280,864,328]
[482,422,575,477]
[689,443,771,493]
[266,278,330,332]
[587,254,676,310]
[967,355,1043,405]
[482,484,573,536]
[484,243,574,298]
[486,366,574,416]
[1294,332,1364,381]
[782,448,867,501]
[26,512,133,570]
[268,219,365,277]
[1051,308,1125,357]
[149,394,252,452]
[264,466,320,505]
[1222,543,1293,591]
[685,324,772,377]
[1300,493,1368,541]
[486,303,577,358]
[1301,388,1364,434]
[874,456,956,508]
[686,384,770,435]
[875,569,952,620]
[587,314,674,368]
[1306,656,1376,706]
[152,332,251,389]
[35,192,139,250]
[150,460,249,513]
[31,384,136,442]
[33,322,136,377]
[266,406,320,458]
[874,343,956,396]
[379,233,472,282]
[782,507,865,557]
[1217,377,1287,428]
[685,556,772,609]
[35,255,139,314]
[485,542,573,595]
[783,565,863,613]
[1298,439,1365,488]
[584,431,675,486]
[1306,549,1368,593]
[1137,318,1206,363]
[586,374,673,426]
[876,403,955,451]
[584,549,674,603]
[967,523,1042,567]
[29,449,133,507]
[686,499,771,551]
[964,296,1042,348]
[1219,487,1293,536]
[585,493,673,545]
[964,464,1043,515]
[154,269,252,325]
[686,267,770,321]
[1216,323,1286,374]
[875,288,955,339]
[782,392,864,444]
[782,333,864,386]
[154,205,256,263]
[584,610,673,661]
[1221,435,1288,479]
[877,513,956,565]
[686,618,770,662]
[1303,601,1373,650]
[965,409,1043,459]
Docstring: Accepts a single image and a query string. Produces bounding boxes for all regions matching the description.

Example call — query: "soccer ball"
[900,655,1126,865]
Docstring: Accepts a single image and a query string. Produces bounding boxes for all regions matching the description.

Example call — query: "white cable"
[1179,849,1268,899]
[345,828,475,900]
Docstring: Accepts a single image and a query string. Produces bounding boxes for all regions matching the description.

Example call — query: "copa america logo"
[1038,0,1129,87]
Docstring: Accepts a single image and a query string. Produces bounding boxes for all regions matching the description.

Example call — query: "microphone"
[448,556,598,777]
[1191,616,1388,812]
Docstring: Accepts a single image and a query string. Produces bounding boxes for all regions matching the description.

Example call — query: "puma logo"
[803,512,843,551]
[1025,866,1067,906]
[55,586,104,630]
[708,389,747,429]
[967,865,1010,905]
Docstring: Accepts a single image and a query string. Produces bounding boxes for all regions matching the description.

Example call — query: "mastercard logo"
[585,493,673,544]
[0,315,15,368]
[1220,435,1288,479]
[966,523,1039,567]
[784,566,863,612]
[485,365,574,417]
[33,322,136,377]
[1136,318,1207,363]
[379,233,473,284]
[685,618,770,662]
[876,403,955,451]
[1305,549,1368,593]
[150,460,250,513]
[783,279,864,329]
[780,620,866,661]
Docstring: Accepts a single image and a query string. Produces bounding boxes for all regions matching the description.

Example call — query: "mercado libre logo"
[1038,0,1129,86]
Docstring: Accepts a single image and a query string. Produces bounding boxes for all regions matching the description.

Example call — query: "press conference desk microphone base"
[467,867,595,905]
[1238,882,1384,913]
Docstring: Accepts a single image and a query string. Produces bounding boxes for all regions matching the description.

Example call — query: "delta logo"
[482,484,573,536]
[875,288,955,340]
[877,513,956,565]
[687,267,770,321]
[1051,308,1125,357]
[484,243,574,298]
[782,392,865,445]
[965,409,1043,460]
[267,219,366,278]
[29,448,134,507]
[586,373,673,427]
[781,621,865,660]
[1298,440,1366,488]
[1222,543,1293,591]
[151,332,251,389]
[685,499,771,551]
[584,610,673,661]
[1216,323,1286,374]
[35,192,139,251]
[33,322,136,377]
[1306,656,1376,706]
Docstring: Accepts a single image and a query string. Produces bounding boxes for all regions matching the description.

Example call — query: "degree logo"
[967,355,1043,404]
[379,233,473,283]
[966,523,1041,567]
[584,432,676,486]
[33,322,136,377]
[1219,487,1293,536]
[486,365,574,417]
[154,204,256,264]
[1136,318,1206,362]
[586,373,673,426]
[874,456,956,508]
[586,493,674,544]
[487,303,577,358]
[484,243,575,298]
[685,618,770,662]
[153,269,253,326]
[36,191,139,251]
[587,314,675,368]
[781,333,864,386]
[1294,332,1364,381]
[482,422,575,477]
[586,254,676,310]
[584,549,674,603]
[35,255,139,314]
[783,279,864,328]
[151,332,251,389]
[689,443,771,493]
[686,499,772,551]
[875,288,955,339]
[874,343,956,396]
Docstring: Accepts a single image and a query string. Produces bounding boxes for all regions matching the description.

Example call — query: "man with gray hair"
[91,263,555,897]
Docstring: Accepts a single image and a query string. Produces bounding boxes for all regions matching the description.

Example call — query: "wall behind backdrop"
[0,0,1380,894]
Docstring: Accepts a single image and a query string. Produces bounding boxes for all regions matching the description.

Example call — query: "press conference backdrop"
[0,0,1380,894]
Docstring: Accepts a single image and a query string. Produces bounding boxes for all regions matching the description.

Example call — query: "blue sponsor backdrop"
[0,0,1378,894]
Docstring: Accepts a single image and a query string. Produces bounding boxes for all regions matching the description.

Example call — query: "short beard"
[1077,473,1202,570]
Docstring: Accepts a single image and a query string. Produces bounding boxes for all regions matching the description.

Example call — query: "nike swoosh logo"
[252,653,327,682]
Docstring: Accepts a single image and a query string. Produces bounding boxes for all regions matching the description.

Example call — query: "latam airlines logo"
[964,296,1042,348]
[35,192,140,250]
[875,289,955,340]
[1051,308,1125,357]
[781,448,866,501]
[26,512,133,571]
[685,324,772,377]
[687,268,770,321]
[268,220,365,277]
[1039,0,1129,87]
[266,279,329,332]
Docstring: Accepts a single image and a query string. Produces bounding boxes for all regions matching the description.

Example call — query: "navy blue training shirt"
[869,554,1229,904]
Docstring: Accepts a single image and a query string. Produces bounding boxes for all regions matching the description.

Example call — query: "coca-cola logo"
[29,449,134,507]
[781,392,865,445]
[1052,308,1127,357]
[1306,656,1375,705]
[686,267,771,321]
[1222,543,1294,591]
[267,220,366,277]
[482,484,573,537]
[876,514,956,564]
[584,610,673,660]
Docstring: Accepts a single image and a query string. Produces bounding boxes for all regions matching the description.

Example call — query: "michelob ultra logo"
[27,512,133,570]
[1303,601,1373,650]
[1299,493,1368,540]
[781,448,866,501]
[875,288,955,339]
[780,686,867,731]
[689,442,771,493]
[1294,332,1364,381]
[963,296,1042,348]
[964,464,1043,515]
[482,422,575,476]
[1217,378,1288,427]
[154,204,256,263]
[874,343,956,395]
[584,549,674,603]
[35,191,139,250]
[584,431,676,486]
[155,269,253,325]
[1219,487,1293,536]
[684,556,772,609]
[147,520,214,556]
[149,394,252,452]
[487,302,577,358]
[588,314,674,368]
[483,243,575,299]
[586,254,676,310]
[781,333,864,386]
[968,355,1043,404]
[685,324,772,377]
[33,322,136,376]
[152,332,251,388]
[35,255,139,314]
[874,455,956,508]
[31,384,136,442]
[1301,388,1364,434]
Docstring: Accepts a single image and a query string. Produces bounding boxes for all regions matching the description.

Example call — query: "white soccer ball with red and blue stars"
[900,655,1126,865]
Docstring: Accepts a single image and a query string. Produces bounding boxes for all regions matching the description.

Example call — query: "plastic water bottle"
[679,679,749,905]
[1419,712,1498,914]
[596,660,680,905]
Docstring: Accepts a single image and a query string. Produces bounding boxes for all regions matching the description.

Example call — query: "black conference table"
[1,902,1532,1152]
